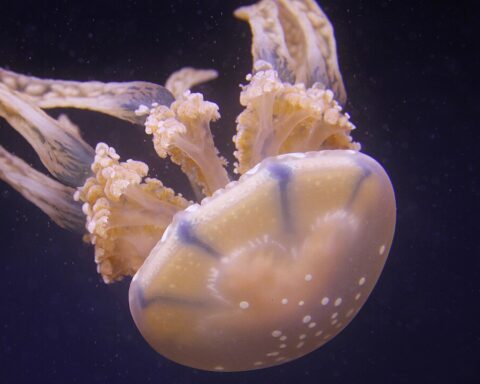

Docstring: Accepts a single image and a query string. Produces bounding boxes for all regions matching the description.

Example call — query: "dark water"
[0,1,477,383]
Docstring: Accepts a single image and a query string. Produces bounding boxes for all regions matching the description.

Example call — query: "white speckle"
[299,334,306,340]
[253,361,264,366]
[355,293,362,301]
[304,274,313,281]
[379,244,386,255]
[266,351,280,357]
[279,335,287,341]
[359,277,366,286]
[298,300,305,306]
[331,312,338,319]
[334,298,343,306]
[296,342,305,349]
[214,366,224,371]
[308,322,317,328]
[272,330,282,338]
[331,319,338,325]
[302,315,312,323]
[281,298,288,305]
[321,297,330,305]
[315,330,323,337]
[335,322,343,329]
[346,309,355,317]
[134,104,150,116]
[279,343,287,349]
[276,356,286,362]
[323,334,332,340]
[239,301,250,309]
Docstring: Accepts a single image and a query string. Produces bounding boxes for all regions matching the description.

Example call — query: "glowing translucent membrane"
[129,150,396,372]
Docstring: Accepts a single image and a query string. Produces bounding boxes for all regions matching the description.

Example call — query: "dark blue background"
[0,0,478,383]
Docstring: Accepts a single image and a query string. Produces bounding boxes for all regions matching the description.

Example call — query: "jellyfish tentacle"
[276,0,347,103]
[235,0,296,84]
[55,113,83,139]
[0,145,84,232]
[234,61,357,174]
[75,143,190,283]
[165,67,218,100]
[0,67,175,125]
[233,0,355,174]
[235,0,346,104]
[0,84,94,186]
[144,91,230,196]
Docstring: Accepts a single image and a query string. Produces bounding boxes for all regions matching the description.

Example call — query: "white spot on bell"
[298,300,305,306]
[308,322,317,328]
[334,298,342,306]
[239,301,250,309]
[302,315,312,323]
[379,244,386,255]
[304,274,313,281]
[321,297,329,305]
[281,298,288,305]
[359,277,366,286]
[355,293,361,301]
[266,351,279,357]
[272,330,282,338]
[296,342,305,349]
[279,335,287,341]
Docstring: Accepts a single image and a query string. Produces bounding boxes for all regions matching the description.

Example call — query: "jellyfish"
[0,0,395,372]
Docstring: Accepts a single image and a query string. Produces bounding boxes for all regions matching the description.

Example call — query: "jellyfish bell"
[129,150,395,371]
[0,0,396,373]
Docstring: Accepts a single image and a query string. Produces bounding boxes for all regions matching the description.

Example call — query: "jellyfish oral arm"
[0,145,84,231]
[144,92,230,196]
[234,61,357,174]
[0,67,175,125]
[74,143,190,283]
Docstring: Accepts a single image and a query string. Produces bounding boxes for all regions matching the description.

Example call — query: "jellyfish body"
[0,0,398,372]
[129,150,396,371]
